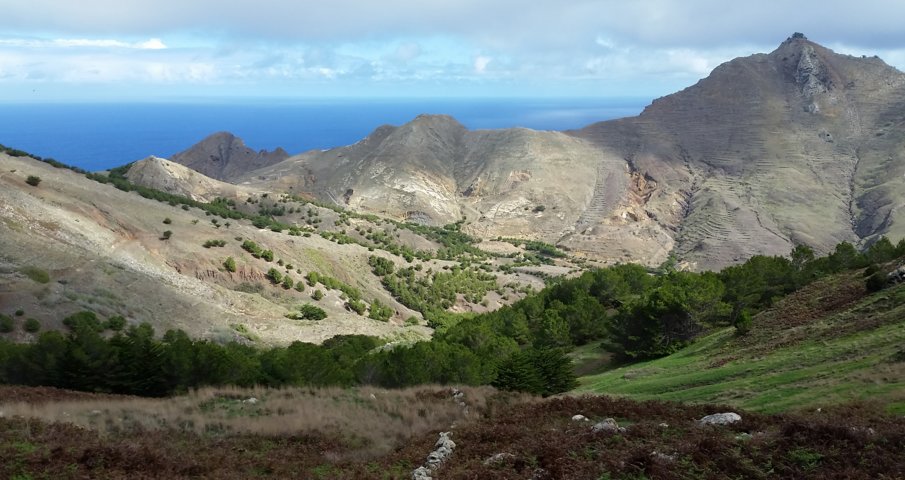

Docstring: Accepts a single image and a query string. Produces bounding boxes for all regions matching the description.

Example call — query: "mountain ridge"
[155,35,905,270]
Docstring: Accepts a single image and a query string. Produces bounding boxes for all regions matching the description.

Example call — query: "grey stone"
[699,412,742,426]
[412,466,432,480]
[592,418,621,433]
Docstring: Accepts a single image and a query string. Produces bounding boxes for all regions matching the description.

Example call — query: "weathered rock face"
[170,132,289,182]
[167,36,905,271]
[572,35,905,269]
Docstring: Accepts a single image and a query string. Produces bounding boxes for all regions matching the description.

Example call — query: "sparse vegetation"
[25,175,41,186]
[202,239,227,248]
[19,266,50,284]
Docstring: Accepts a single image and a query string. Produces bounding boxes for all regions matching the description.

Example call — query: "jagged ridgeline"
[147,35,905,272]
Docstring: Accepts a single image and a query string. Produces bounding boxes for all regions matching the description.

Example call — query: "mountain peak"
[170,132,289,181]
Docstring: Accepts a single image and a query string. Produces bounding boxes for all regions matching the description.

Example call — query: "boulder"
[571,414,589,422]
[699,412,742,426]
[591,418,624,433]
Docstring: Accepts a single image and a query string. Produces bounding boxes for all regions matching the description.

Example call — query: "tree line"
[1,238,902,398]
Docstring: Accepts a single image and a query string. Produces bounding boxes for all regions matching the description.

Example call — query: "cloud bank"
[1,0,903,100]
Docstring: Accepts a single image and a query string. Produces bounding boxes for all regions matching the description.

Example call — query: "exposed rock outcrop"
[698,412,742,426]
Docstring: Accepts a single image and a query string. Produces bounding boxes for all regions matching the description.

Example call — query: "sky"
[2,0,905,102]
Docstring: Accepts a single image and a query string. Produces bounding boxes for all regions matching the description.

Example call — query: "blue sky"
[2,0,905,102]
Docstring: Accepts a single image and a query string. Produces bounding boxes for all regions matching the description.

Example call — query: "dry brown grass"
[0,385,502,461]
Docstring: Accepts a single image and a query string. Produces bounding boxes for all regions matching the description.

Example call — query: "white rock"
[412,466,432,480]
[592,418,621,433]
[699,412,742,426]
[243,397,258,404]
[572,414,589,422]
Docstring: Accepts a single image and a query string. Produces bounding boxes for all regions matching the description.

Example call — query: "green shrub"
[294,281,305,292]
[368,299,393,322]
[866,271,887,292]
[161,230,173,240]
[20,266,50,283]
[163,217,172,224]
[0,315,13,333]
[289,303,327,321]
[734,309,752,336]
[14,309,24,316]
[346,299,367,315]
[281,275,294,290]
[266,268,283,284]
[25,175,41,186]
[224,256,237,272]
[23,318,40,333]
[203,239,226,248]
[104,315,127,331]
[312,289,324,301]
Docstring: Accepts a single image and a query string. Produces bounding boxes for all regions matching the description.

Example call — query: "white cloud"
[474,55,492,74]
[1,1,904,98]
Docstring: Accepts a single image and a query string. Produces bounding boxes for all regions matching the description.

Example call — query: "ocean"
[0,98,647,171]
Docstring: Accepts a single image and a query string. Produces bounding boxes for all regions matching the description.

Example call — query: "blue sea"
[0,98,646,171]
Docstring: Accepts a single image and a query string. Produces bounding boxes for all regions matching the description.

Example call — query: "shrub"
[261,250,274,262]
[369,299,393,322]
[346,299,367,316]
[866,271,887,292]
[203,239,226,248]
[281,275,294,290]
[224,256,237,272]
[734,309,752,336]
[25,175,41,186]
[163,217,172,224]
[0,315,13,333]
[23,318,40,333]
[20,266,50,283]
[294,281,305,292]
[290,303,327,321]
[161,230,173,240]
[14,309,24,316]
[312,289,324,301]
[104,315,127,331]
[266,268,283,284]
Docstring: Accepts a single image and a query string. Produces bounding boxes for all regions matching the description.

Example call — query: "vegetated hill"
[0,153,549,345]
[178,34,905,271]
[1,385,902,479]
[577,267,905,414]
[170,131,289,181]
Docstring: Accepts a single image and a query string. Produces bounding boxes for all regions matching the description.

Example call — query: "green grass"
[577,282,905,413]
[19,266,50,284]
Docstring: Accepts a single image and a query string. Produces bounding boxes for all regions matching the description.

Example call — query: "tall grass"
[0,385,510,460]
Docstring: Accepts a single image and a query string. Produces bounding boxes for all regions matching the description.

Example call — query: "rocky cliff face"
[154,36,905,270]
[572,34,905,269]
[170,132,289,182]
